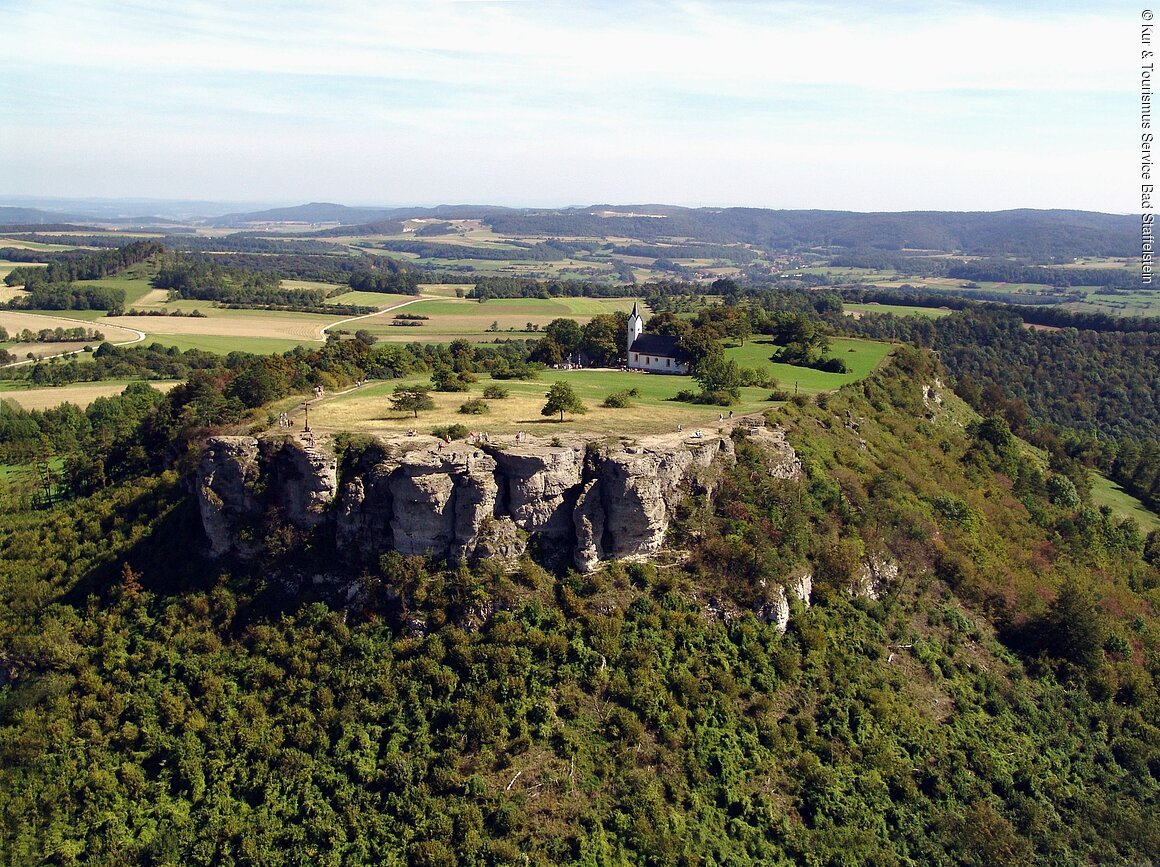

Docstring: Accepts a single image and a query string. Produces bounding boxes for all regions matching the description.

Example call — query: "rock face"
[195,436,261,558]
[194,428,758,571]
[573,434,732,571]
[850,555,899,600]
[744,426,803,479]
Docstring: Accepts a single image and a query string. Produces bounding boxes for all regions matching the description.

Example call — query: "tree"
[542,381,586,422]
[580,312,629,365]
[692,356,742,405]
[1043,578,1106,673]
[544,318,583,355]
[678,330,723,366]
[390,385,435,418]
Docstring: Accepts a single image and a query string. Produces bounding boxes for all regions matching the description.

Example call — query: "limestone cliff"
[194,427,774,572]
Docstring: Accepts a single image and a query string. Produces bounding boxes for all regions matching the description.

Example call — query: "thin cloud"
[0,0,1134,210]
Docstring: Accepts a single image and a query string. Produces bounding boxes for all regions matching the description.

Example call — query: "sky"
[0,0,1140,213]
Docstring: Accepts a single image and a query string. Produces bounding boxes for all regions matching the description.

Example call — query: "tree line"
[4,241,163,289]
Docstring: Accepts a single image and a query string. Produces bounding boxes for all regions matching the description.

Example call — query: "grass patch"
[1089,472,1160,532]
[0,237,91,252]
[724,337,892,391]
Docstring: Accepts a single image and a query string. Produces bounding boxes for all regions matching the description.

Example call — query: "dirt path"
[320,295,428,336]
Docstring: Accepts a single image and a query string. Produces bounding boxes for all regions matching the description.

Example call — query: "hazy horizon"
[0,194,1139,221]
[2,1,1135,213]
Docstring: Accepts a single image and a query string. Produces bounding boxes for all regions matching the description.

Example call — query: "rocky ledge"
[195,426,801,572]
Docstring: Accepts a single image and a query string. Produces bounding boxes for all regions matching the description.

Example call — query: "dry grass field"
[0,286,31,303]
[0,380,180,410]
[300,336,893,437]
[305,375,770,438]
[0,311,143,344]
[126,289,171,307]
[353,296,636,342]
[103,308,336,342]
[3,341,94,361]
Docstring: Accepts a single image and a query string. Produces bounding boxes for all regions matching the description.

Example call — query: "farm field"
[325,291,417,308]
[103,308,338,342]
[0,310,142,344]
[4,302,341,357]
[282,279,345,294]
[0,379,180,410]
[0,237,90,252]
[844,303,952,319]
[0,261,46,282]
[0,285,30,303]
[1063,289,1160,318]
[2,341,94,362]
[137,334,315,355]
[416,283,471,297]
[353,296,637,342]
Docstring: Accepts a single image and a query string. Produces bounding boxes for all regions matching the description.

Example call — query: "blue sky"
[0,0,1137,212]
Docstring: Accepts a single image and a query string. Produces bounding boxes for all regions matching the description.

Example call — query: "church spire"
[627,300,644,350]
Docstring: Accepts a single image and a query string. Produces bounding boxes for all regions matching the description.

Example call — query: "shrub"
[602,390,633,408]
[459,399,489,415]
[482,384,509,400]
[1046,474,1081,509]
[431,423,470,440]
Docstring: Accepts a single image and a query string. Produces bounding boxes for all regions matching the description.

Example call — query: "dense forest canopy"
[0,218,1156,862]
[0,349,1157,864]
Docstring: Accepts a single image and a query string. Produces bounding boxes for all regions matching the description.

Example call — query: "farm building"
[626,302,688,374]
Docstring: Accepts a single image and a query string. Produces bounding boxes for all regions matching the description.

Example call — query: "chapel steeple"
[627,301,644,350]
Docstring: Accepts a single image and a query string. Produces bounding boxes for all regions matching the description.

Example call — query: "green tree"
[390,385,435,418]
[580,312,628,365]
[1044,578,1107,673]
[542,381,586,421]
[544,318,583,355]
[692,356,742,405]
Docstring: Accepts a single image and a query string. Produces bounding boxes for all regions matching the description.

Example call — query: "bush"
[739,367,775,388]
[602,390,634,408]
[768,389,790,401]
[459,399,489,415]
[674,389,699,403]
[431,423,470,440]
[482,384,509,399]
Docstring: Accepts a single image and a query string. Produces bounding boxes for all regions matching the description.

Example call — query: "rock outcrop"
[194,427,756,572]
[849,555,899,600]
[195,436,261,558]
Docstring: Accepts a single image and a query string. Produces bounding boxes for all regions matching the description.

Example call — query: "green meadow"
[725,337,892,391]
[1089,472,1160,532]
